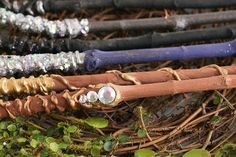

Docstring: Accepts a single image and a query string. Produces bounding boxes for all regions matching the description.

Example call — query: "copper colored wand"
[0,65,235,97]
[0,73,236,119]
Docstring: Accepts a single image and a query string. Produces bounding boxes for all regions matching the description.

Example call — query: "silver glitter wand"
[1,39,236,76]
[0,51,85,76]
[0,8,89,38]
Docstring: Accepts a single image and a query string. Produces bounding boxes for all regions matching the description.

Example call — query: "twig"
[89,10,236,32]
[202,90,227,149]
[26,121,47,132]
[210,127,236,153]
[215,90,235,110]
[3,0,236,14]
[115,95,213,152]
[138,106,159,149]
[3,25,236,54]
[185,105,236,129]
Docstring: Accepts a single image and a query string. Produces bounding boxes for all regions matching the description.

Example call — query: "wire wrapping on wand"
[0,65,235,97]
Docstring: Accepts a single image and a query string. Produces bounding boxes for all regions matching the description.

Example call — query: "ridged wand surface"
[0,65,235,96]
[1,74,236,119]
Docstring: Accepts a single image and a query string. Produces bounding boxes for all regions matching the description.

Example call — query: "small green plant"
[183,149,211,157]
[134,149,156,157]
[213,95,221,105]
[84,117,109,128]
[215,143,236,157]
[0,115,112,157]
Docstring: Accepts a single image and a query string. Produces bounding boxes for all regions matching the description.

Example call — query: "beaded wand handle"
[0,65,234,97]
[0,74,236,119]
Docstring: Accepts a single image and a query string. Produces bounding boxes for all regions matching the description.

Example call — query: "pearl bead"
[79,94,87,104]
[98,86,116,105]
[86,91,98,103]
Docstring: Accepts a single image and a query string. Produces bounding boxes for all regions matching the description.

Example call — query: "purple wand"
[84,40,236,71]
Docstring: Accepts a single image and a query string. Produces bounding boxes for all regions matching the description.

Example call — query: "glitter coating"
[0,8,89,37]
[0,51,85,76]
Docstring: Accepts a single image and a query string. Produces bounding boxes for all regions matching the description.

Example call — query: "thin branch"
[115,95,213,152]
[202,90,226,149]
[2,25,236,54]
[215,90,235,110]
[138,106,159,149]
[2,0,236,14]
[89,10,236,32]
[1,9,236,38]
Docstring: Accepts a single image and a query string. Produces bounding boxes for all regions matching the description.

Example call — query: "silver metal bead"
[98,86,116,105]
[86,91,98,103]
[79,94,87,104]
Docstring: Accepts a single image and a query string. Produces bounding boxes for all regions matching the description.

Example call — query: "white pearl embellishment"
[98,86,116,105]
[86,91,98,103]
